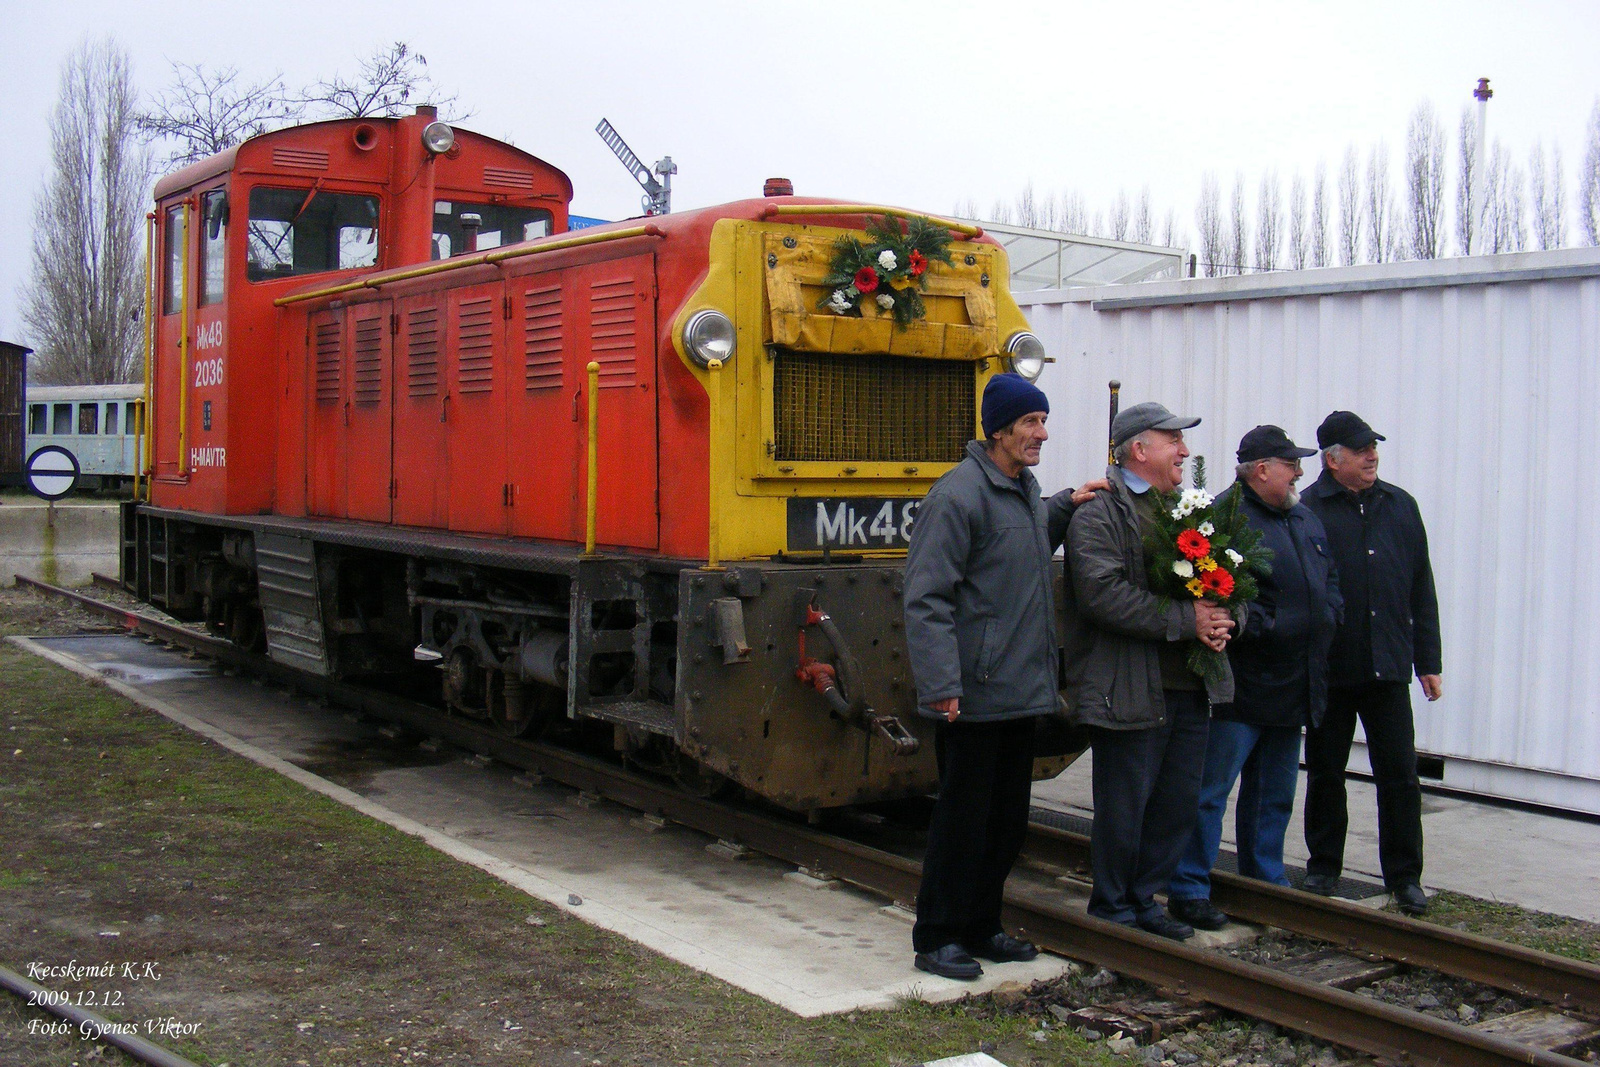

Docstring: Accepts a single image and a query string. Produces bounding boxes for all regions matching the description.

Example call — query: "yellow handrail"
[177,202,191,476]
[584,361,600,555]
[274,224,666,307]
[701,358,724,571]
[757,204,983,238]
[138,213,154,500]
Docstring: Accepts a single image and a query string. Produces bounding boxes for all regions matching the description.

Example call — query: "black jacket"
[1302,469,1442,688]
[1215,482,1342,729]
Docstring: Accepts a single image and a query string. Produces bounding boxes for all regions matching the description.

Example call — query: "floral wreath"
[816,216,955,327]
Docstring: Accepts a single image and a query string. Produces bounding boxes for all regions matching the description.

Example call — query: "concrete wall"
[0,499,120,588]
[1018,246,1600,815]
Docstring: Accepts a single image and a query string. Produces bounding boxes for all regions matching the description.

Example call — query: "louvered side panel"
[455,296,496,394]
[589,277,637,386]
[407,306,441,397]
[314,320,342,403]
[523,283,563,390]
[352,315,384,404]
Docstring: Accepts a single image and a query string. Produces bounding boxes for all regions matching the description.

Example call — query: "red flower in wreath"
[853,266,880,292]
[909,250,928,277]
[1176,529,1211,560]
[1200,567,1235,598]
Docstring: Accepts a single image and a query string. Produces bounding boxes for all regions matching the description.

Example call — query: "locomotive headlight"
[1005,331,1048,381]
[682,309,736,368]
[422,121,456,155]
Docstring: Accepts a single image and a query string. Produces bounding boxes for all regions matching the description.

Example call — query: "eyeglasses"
[1270,457,1304,472]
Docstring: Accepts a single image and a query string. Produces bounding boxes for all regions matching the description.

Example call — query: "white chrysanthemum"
[878,249,898,271]
[1172,560,1195,579]
[827,289,852,313]
[876,293,895,309]
[1198,521,1215,536]
[1225,549,1244,565]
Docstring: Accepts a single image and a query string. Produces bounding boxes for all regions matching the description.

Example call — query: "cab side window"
[199,190,227,306]
[162,206,185,315]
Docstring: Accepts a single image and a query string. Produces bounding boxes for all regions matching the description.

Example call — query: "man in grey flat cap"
[1061,402,1236,940]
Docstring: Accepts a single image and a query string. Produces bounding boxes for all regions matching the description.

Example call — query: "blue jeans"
[1169,720,1302,901]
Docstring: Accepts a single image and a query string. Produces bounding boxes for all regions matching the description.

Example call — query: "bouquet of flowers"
[1143,458,1274,685]
[816,215,954,326]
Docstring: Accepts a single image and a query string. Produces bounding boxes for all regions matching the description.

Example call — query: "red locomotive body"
[126,110,1077,811]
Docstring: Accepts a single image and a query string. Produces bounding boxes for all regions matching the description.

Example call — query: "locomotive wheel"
[668,750,733,799]
[493,677,559,739]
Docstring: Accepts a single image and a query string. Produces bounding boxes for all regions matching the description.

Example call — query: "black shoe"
[964,932,1039,962]
[1392,883,1429,916]
[1136,912,1195,941]
[914,943,984,980]
[1168,897,1230,931]
[1301,872,1339,896]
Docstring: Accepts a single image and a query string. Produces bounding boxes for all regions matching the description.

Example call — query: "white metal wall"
[1018,248,1600,814]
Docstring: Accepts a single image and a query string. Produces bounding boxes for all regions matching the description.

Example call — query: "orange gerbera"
[1176,529,1211,560]
[1200,567,1235,598]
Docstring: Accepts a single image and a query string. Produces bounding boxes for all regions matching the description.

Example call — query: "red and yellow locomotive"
[124,107,1070,811]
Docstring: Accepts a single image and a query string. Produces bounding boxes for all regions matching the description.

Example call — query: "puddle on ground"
[91,659,218,684]
[293,735,459,789]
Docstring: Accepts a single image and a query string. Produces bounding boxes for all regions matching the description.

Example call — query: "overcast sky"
[3,0,1599,343]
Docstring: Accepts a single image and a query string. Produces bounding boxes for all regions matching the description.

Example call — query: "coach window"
[78,404,99,435]
[52,404,72,434]
[432,201,552,258]
[105,403,120,435]
[199,190,227,305]
[29,404,46,434]
[162,206,185,315]
[247,187,380,280]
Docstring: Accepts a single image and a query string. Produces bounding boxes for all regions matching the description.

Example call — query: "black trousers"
[1304,682,1423,888]
[1086,690,1210,925]
[912,716,1036,953]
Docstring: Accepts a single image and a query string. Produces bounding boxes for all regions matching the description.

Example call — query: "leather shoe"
[1135,912,1195,941]
[914,943,983,980]
[964,932,1039,962]
[1168,897,1230,931]
[1301,873,1339,896]
[1392,883,1429,916]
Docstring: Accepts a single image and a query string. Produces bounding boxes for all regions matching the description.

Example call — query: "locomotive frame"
[121,107,1079,813]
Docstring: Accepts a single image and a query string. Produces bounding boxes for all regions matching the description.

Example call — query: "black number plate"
[786,497,922,551]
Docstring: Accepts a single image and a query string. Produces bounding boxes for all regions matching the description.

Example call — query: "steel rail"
[0,963,203,1067]
[11,576,1589,1067]
[1024,818,1600,1015]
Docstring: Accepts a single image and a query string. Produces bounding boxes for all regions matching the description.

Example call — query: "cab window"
[199,189,227,305]
[247,187,380,280]
[432,201,552,258]
[162,206,185,315]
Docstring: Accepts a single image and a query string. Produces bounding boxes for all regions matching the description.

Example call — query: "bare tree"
[1195,172,1223,276]
[1286,171,1308,269]
[1059,190,1088,235]
[1132,187,1153,244]
[1158,208,1178,249]
[1227,173,1249,274]
[1337,146,1362,265]
[1578,100,1600,245]
[1456,106,1479,255]
[1255,170,1282,271]
[299,41,465,120]
[1482,142,1526,253]
[1405,101,1447,259]
[987,198,1014,225]
[21,38,150,385]
[953,196,981,220]
[1015,182,1041,228]
[1365,142,1395,262]
[1311,161,1330,267]
[1529,141,1567,250]
[1108,190,1131,241]
[139,62,299,168]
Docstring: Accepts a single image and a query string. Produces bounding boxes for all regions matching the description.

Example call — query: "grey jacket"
[903,441,1071,722]
[1061,466,1233,730]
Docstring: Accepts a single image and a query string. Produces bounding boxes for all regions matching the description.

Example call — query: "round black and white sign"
[26,445,80,500]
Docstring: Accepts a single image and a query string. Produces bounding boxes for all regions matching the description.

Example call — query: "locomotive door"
[573,256,658,549]
[344,301,393,522]
[307,306,347,518]
[392,295,449,527]
[506,271,580,541]
[445,285,509,535]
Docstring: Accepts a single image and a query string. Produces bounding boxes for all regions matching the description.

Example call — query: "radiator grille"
[313,320,341,403]
[352,314,384,404]
[773,351,973,464]
[522,284,563,389]
[455,296,496,394]
[406,306,440,398]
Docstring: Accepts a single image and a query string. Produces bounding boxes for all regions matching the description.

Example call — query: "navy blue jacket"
[1302,470,1441,688]
[1215,482,1343,729]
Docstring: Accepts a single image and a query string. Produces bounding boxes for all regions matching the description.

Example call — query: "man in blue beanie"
[904,372,1088,980]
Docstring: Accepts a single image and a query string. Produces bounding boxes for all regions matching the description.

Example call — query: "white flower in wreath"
[876,293,895,309]
[1198,521,1215,536]
[1172,560,1195,579]
[1224,548,1244,566]
[878,249,898,271]
[826,289,853,314]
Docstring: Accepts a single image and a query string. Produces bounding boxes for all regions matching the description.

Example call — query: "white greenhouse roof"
[965,221,1187,291]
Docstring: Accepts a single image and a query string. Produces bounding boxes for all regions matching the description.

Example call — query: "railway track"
[12,573,1600,1066]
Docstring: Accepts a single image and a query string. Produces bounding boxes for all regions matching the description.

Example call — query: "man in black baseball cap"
[1301,412,1442,917]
